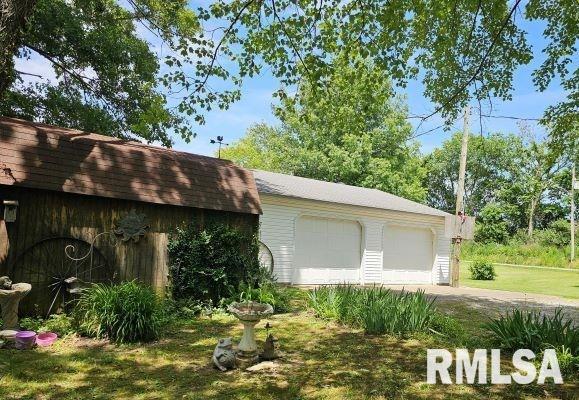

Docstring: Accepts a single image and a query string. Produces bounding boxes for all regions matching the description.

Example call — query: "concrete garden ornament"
[0,276,32,341]
[228,302,273,368]
[212,338,237,371]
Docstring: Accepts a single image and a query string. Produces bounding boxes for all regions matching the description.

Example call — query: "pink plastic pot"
[15,331,36,350]
[36,332,58,347]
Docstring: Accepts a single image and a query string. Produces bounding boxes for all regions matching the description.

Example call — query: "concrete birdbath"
[228,301,273,368]
[0,279,32,341]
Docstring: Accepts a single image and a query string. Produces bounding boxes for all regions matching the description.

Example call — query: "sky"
[18,2,569,158]
[166,10,567,157]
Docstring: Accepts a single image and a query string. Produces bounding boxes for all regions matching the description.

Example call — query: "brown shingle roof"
[0,117,261,215]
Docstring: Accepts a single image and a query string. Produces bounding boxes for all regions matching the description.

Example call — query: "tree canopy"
[425,129,573,238]
[1,0,576,148]
[221,57,427,202]
[199,0,576,146]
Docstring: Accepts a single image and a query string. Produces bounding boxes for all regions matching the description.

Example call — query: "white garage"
[254,170,451,286]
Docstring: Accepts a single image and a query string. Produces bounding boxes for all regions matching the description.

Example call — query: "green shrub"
[235,281,292,313]
[469,260,496,280]
[168,224,261,304]
[485,309,579,356]
[535,219,572,247]
[20,314,76,336]
[308,285,437,335]
[542,346,579,375]
[474,204,510,244]
[74,281,162,343]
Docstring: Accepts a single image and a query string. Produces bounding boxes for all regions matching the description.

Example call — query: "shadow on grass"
[0,313,576,400]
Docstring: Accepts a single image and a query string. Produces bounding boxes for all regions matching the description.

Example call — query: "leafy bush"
[535,219,572,247]
[235,281,292,313]
[469,260,496,280]
[474,203,510,244]
[542,346,579,375]
[20,314,76,336]
[485,309,579,356]
[308,285,437,335]
[168,224,261,304]
[74,282,162,343]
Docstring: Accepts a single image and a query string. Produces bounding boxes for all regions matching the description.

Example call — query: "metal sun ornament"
[114,209,149,242]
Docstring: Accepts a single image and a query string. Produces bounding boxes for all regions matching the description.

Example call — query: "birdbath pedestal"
[0,283,32,340]
[228,302,273,369]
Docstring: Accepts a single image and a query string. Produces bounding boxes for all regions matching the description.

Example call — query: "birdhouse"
[3,200,18,223]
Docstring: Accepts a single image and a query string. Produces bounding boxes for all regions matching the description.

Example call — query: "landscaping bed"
[1,294,577,400]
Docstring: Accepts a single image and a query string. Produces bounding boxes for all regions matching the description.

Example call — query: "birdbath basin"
[0,283,32,335]
[228,301,273,368]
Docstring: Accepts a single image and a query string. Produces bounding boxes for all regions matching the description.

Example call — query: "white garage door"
[294,216,362,284]
[383,226,433,284]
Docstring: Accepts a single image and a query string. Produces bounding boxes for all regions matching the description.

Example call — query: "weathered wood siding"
[0,186,258,313]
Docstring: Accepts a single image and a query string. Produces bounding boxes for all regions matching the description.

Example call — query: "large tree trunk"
[0,0,37,98]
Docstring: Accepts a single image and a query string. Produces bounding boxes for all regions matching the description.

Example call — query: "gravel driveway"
[384,284,579,322]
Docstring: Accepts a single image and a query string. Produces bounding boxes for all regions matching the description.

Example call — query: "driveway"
[384,284,579,322]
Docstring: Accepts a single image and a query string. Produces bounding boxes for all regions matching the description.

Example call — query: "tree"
[0,0,37,96]
[474,203,510,244]
[218,123,295,172]
[1,0,202,145]
[505,127,571,237]
[222,57,427,202]
[3,1,575,147]
[195,0,575,145]
[424,132,526,214]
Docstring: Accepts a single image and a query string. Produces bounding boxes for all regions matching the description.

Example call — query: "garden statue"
[0,276,12,290]
[228,302,273,368]
[0,277,32,341]
[260,333,278,361]
[213,338,237,371]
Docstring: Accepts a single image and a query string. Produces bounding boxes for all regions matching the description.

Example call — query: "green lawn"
[1,297,577,399]
[461,262,579,299]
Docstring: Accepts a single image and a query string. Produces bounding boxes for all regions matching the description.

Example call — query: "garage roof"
[253,170,449,217]
[0,117,262,214]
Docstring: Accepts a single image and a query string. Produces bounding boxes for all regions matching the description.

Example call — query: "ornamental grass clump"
[485,308,579,356]
[74,281,162,344]
[309,285,436,335]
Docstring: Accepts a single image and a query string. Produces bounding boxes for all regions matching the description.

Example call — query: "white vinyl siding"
[259,193,450,285]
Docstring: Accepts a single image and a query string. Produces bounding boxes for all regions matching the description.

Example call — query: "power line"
[407,113,541,121]
[480,114,541,121]
[406,112,542,141]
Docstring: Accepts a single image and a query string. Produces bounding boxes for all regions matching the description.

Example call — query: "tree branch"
[193,0,257,94]
[421,0,523,121]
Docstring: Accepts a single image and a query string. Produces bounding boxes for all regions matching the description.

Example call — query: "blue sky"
[18,2,568,157]
[169,9,567,157]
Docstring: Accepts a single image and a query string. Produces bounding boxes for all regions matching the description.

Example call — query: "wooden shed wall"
[0,186,258,312]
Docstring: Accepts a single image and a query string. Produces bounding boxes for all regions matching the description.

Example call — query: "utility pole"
[451,106,470,287]
[572,163,576,261]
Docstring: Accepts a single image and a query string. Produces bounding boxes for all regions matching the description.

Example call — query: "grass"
[1,296,577,399]
[460,262,579,299]
[463,241,579,269]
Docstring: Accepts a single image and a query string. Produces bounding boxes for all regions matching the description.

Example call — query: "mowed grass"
[1,299,577,400]
[461,262,579,299]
